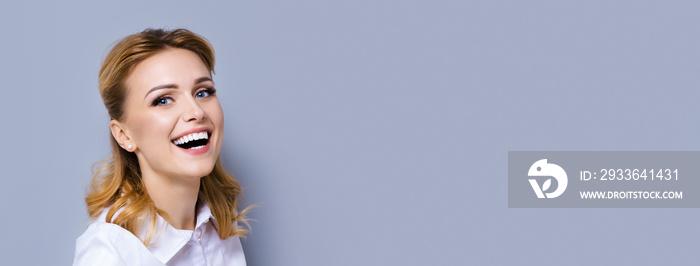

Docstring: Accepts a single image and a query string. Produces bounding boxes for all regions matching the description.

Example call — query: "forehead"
[125,48,211,93]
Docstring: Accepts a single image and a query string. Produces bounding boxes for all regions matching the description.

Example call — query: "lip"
[175,138,211,155]
[171,126,213,156]
[171,126,212,141]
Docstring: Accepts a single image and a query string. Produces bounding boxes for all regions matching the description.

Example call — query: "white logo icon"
[527,159,567,198]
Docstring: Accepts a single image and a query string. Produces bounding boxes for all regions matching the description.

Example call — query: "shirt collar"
[140,200,216,264]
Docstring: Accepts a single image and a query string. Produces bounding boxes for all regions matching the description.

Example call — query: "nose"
[182,96,205,122]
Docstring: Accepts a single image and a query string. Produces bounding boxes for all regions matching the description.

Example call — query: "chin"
[185,163,217,179]
[169,156,215,178]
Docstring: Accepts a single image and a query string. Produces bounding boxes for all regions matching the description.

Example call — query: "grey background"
[509,151,700,208]
[0,1,698,265]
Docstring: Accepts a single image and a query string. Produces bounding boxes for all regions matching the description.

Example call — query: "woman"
[74,28,251,266]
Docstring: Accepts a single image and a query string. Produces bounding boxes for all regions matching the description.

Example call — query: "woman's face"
[116,48,223,182]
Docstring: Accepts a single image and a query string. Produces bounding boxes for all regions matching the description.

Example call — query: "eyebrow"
[195,77,213,84]
[144,77,214,99]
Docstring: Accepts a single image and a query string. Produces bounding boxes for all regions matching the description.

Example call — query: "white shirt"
[73,203,246,266]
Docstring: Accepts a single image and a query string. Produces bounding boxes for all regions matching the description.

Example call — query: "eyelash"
[196,88,216,98]
[152,97,173,106]
[151,88,216,107]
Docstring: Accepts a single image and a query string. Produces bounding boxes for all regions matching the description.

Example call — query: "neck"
[141,168,201,231]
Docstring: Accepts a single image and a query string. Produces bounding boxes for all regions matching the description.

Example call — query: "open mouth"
[172,131,210,150]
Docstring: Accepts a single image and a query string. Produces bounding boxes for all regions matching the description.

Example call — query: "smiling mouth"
[172,131,210,150]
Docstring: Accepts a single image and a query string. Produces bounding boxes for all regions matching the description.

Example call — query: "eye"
[152,97,173,106]
[195,88,216,98]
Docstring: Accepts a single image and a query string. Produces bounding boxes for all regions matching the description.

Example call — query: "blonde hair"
[87,28,250,245]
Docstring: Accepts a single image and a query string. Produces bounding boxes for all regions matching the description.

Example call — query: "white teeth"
[172,131,209,146]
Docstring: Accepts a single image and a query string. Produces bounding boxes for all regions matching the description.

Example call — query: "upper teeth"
[173,131,208,145]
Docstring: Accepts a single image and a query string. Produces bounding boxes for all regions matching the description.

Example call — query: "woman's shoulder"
[73,209,163,266]
[76,208,142,246]
[76,216,141,245]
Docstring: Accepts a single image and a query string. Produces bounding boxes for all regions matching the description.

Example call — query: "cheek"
[130,112,177,144]
[207,101,224,129]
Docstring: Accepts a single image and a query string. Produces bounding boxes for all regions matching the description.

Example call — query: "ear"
[110,119,135,151]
